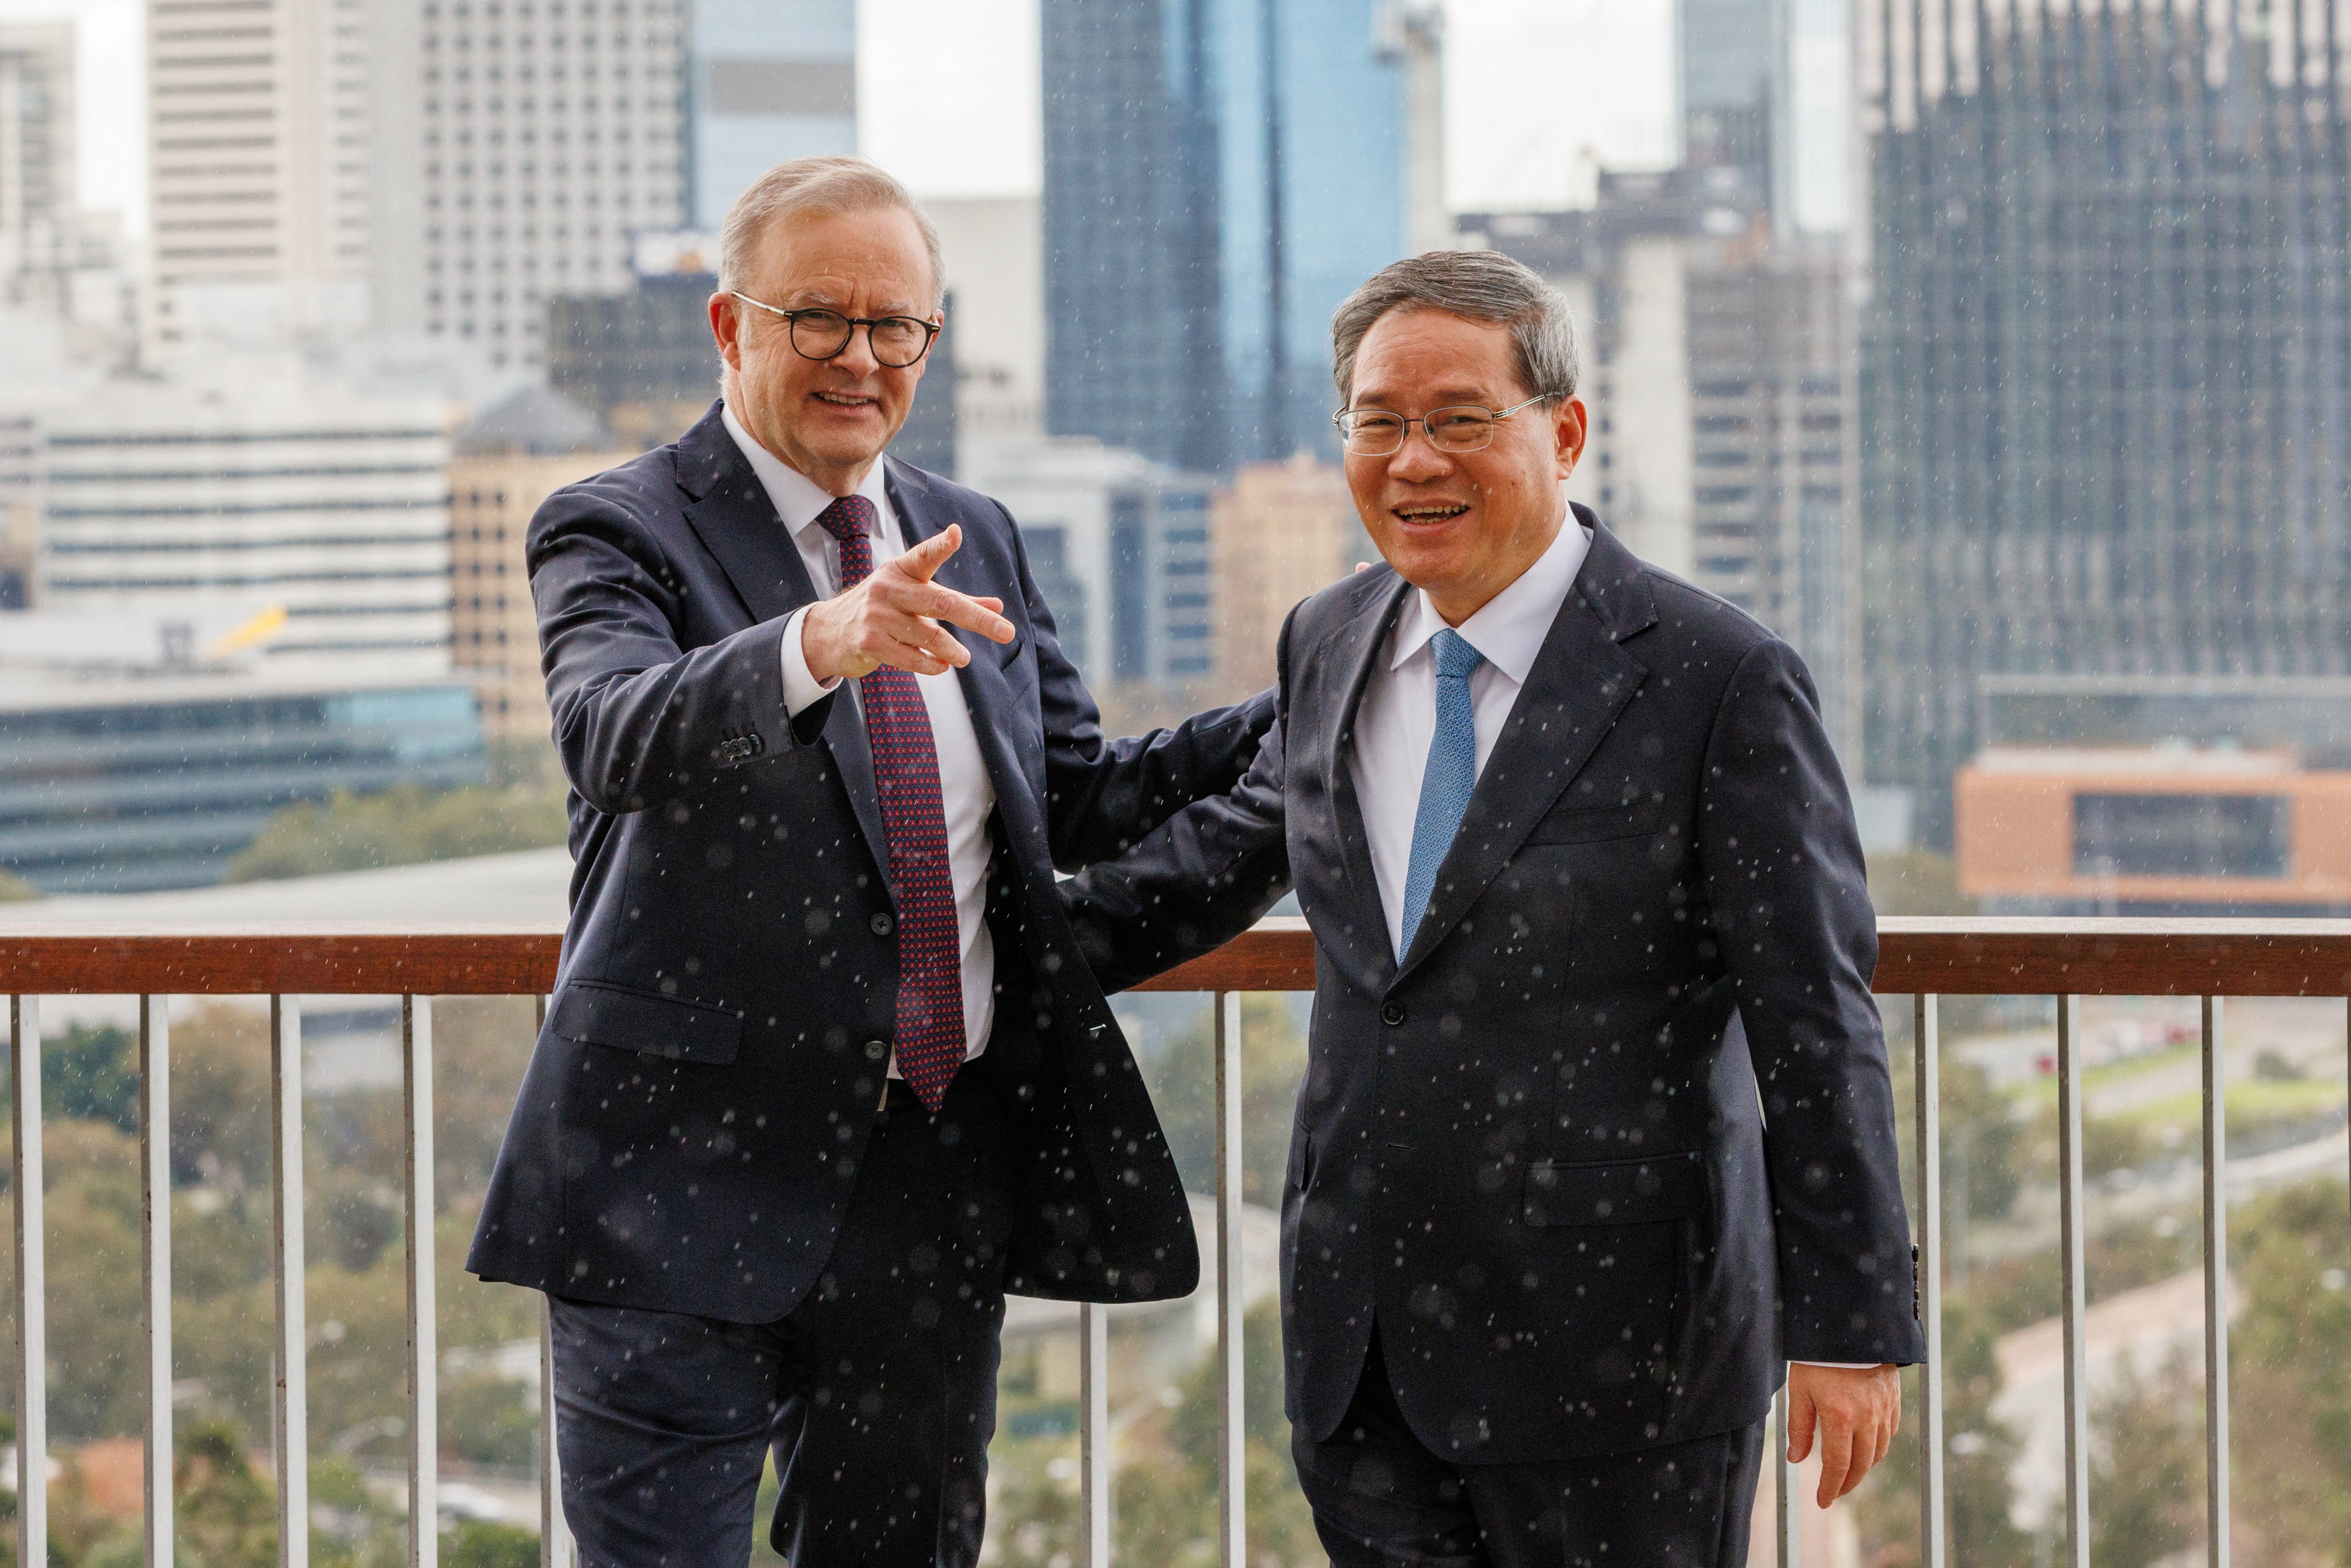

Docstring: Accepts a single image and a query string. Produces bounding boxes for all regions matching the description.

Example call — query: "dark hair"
[1330,249,1579,406]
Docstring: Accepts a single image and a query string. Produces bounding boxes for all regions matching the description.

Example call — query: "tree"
[224,783,567,883]
[0,867,37,902]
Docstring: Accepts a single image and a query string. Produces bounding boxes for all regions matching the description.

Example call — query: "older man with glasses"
[1063,249,1923,1566]
[467,156,1274,1568]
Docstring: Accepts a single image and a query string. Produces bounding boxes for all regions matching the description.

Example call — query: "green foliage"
[46,1025,139,1134]
[2228,1178,2351,1562]
[224,782,567,883]
[441,1523,539,1568]
[1867,849,1976,917]
[2086,1355,2202,1568]
[1115,1303,1321,1567]
[0,866,38,902]
[1852,1296,2033,1568]
[1142,994,1309,1204]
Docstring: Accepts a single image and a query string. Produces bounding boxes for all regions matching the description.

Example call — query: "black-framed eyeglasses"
[1333,393,1561,456]
[729,292,941,368]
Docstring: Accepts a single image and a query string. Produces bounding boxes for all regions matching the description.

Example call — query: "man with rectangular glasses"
[1062,249,1923,1566]
[468,156,1274,1567]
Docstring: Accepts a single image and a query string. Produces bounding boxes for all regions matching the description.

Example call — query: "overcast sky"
[0,0,1677,234]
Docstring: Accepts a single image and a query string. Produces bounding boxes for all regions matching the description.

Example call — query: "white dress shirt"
[721,404,998,1067]
[1343,504,1868,1371]
[1348,510,1592,962]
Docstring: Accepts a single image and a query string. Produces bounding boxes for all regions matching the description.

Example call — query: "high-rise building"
[28,380,456,677]
[1041,0,1415,476]
[686,0,855,227]
[0,24,72,290]
[364,0,689,370]
[1859,0,2351,847]
[1678,0,1775,176]
[1209,453,1367,690]
[145,0,375,333]
[959,437,1215,686]
[1464,164,1861,755]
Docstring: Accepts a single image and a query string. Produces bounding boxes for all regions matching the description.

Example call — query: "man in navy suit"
[1062,250,1924,1566]
[467,157,1272,1567]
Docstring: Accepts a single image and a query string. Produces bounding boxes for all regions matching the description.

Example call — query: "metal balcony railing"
[2,915,2349,1568]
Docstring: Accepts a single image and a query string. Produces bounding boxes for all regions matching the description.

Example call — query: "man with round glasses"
[469,156,1274,1567]
[1064,249,1922,1566]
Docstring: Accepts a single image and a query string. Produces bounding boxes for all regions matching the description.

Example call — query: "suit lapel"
[1393,522,1655,984]
[1314,573,1412,989]
[677,406,899,886]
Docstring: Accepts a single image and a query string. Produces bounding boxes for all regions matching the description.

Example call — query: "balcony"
[0,914,2346,1567]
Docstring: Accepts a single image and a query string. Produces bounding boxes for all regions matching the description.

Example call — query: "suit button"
[864,1039,889,1061]
[870,913,895,936]
[1381,999,1407,1027]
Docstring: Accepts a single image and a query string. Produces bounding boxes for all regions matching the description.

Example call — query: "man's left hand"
[1786,1363,1901,1508]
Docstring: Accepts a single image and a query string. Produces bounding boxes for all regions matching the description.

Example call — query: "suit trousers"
[1294,1328,1767,1568]
[548,1065,1017,1568]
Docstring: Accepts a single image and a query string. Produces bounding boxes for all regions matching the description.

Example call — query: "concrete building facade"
[448,387,633,739]
[145,0,376,335]
[1208,453,1365,692]
[29,381,455,677]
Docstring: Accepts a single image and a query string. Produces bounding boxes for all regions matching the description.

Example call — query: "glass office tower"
[688,0,858,227]
[1859,1,2351,846]
[1042,0,1409,475]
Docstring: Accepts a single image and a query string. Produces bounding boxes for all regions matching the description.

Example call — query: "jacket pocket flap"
[549,981,742,1064]
[1523,1151,1702,1227]
[1524,795,1663,845]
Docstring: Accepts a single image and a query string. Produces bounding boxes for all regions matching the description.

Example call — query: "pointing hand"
[800,523,1017,682]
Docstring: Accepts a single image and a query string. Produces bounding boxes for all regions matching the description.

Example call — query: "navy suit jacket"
[1062,513,1925,1464]
[467,402,1274,1320]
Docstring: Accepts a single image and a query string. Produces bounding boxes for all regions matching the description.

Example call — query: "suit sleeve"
[1054,611,1297,995]
[1696,638,1925,1367]
[531,484,833,816]
[997,500,1280,870]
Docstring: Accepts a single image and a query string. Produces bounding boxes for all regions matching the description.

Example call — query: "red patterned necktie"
[815,494,966,1112]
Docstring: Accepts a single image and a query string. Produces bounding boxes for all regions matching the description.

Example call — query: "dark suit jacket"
[467,401,1274,1321]
[1062,511,1925,1464]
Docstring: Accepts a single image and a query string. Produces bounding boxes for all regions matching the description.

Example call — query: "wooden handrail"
[5,915,2351,996]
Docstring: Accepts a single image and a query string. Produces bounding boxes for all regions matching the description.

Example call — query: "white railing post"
[141,996,174,1568]
[11,994,46,1568]
[2055,995,2090,1568]
[534,996,573,1568]
[1775,1381,1799,1567]
[2201,996,2230,1568]
[404,998,438,1568]
[270,997,308,1568]
[1077,1302,1111,1568]
[1915,994,1945,1568]
[1213,991,1246,1568]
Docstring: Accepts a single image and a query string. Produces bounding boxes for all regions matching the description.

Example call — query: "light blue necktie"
[1399,627,1486,955]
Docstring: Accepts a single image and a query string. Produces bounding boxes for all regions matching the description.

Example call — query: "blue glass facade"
[1043,0,1408,475]
[688,0,858,227]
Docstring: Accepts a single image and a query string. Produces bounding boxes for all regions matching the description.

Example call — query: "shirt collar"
[721,401,891,538]
[1388,509,1595,683]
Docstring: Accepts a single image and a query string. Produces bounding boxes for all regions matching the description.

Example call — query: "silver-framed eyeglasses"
[728,292,940,368]
[1333,393,1561,456]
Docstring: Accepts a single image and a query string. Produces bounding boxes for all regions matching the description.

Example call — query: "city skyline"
[0,0,1679,233]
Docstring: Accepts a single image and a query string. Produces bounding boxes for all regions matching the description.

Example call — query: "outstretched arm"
[996,501,1278,869]
[1055,607,1300,993]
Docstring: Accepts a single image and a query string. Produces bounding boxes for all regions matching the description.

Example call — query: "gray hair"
[716,156,945,309]
[1329,250,1579,407]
